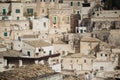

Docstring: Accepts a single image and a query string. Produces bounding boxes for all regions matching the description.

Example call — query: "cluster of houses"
[0,0,120,80]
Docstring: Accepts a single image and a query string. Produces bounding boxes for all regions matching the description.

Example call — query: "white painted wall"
[22,42,35,57]
[51,63,61,72]
[22,42,54,57]
[93,61,114,71]
[33,17,50,33]
[75,27,86,33]
[0,47,7,52]
[42,46,54,56]
[13,41,22,51]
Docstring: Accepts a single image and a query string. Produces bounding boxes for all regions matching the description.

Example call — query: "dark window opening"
[49,50,52,55]
[27,51,30,56]
[84,59,86,63]
[70,2,73,6]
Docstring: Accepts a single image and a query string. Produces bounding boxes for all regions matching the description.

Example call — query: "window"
[49,50,52,55]
[53,0,55,2]
[4,28,7,31]
[4,32,7,37]
[91,60,93,63]
[27,51,30,56]
[52,17,56,24]
[77,11,80,14]
[100,66,104,70]
[39,49,41,52]
[70,2,73,6]
[27,8,33,15]
[44,51,46,53]
[18,36,21,41]
[80,30,83,33]
[77,29,79,33]
[2,9,6,15]
[17,17,19,20]
[66,16,69,24]
[42,9,44,13]
[44,0,46,2]
[16,9,20,13]
[18,45,20,47]
[84,59,86,63]
[43,22,46,27]
[101,54,103,56]
[40,0,42,2]
[105,54,107,57]
[77,59,78,62]
[84,30,86,32]
[78,2,80,6]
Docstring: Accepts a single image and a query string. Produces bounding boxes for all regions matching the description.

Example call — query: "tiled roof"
[0,50,21,58]
[22,35,38,38]
[0,64,54,80]
[63,53,95,59]
[81,37,100,42]
[53,40,66,44]
[23,40,52,47]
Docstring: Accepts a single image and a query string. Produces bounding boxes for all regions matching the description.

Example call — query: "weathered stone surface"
[0,64,54,80]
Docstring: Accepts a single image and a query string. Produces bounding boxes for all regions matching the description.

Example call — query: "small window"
[18,36,21,41]
[91,60,93,63]
[78,2,80,6]
[16,9,20,13]
[52,17,57,24]
[66,16,69,24]
[70,2,73,6]
[97,13,99,16]
[77,11,80,14]
[17,17,19,20]
[101,54,103,56]
[18,45,20,47]
[39,49,41,52]
[4,32,7,37]
[84,30,86,32]
[77,29,79,33]
[80,30,83,33]
[2,8,6,15]
[84,59,86,63]
[53,0,55,2]
[27,51,30,56]
[27,8,33,15]
[105,54,107,57]
[100,66,104,70]
[44,0,46,2]
[36,53,39,56]
[42,9,44,13]
[4,28,7,31]
[43,22,46,27]
[77,59,78,62]
[49,50,52,55]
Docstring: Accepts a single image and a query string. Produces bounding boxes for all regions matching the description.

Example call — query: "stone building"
[62,53,95,74]
[22,40,53,57]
